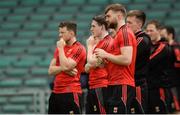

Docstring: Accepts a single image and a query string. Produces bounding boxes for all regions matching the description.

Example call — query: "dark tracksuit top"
[166,42,180,87]
[148,39,171,89]
[134,31,151,86]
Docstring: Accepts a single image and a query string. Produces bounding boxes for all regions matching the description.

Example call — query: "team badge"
[69,110,74,114]
[113,107,118,113]
[67,49,72,55]
[93,105,97,111]
[155,106,160,112]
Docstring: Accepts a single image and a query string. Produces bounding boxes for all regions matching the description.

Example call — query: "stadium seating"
[1,22,21,30]
[0,0,180,114]
[35,6,56,14]
[3,105,27,113]
[112,0,131,4]
[7,15,27,22]
[43,0,64,5]
[0,79,22,87]
[13,7,34,14]
[0,1,17,7]
[6,68,28,77]
[25,78,47,87]
[66,0,86,5]
[88,0,109,5]
[128,4,149,10]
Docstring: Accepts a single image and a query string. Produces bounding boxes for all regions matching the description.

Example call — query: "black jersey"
[148,39,171,89]
[134,31,151,85]
[166,42,180,87]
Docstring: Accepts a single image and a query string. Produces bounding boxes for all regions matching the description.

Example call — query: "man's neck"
[116,20,125,32]
[152,36,161,44]
[169,39,174,45]
[66,37,76,46]
[135,29,142,34]
[97,31,109,40]
[101,31,109,39]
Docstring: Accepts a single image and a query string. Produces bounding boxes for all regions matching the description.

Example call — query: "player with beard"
[95,4,137,114]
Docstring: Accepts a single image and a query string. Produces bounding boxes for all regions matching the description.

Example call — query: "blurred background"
[0,0,180,113]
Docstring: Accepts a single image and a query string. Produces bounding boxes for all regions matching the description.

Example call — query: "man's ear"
[101,25,105,30]
[117,12,124,20]
[69,30,75,36]
[169,33,173,39]
[137,20,143,28]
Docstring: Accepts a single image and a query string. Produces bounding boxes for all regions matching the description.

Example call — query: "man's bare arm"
[95,46,133,66]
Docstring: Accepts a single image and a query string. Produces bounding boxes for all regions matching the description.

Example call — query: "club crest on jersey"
[67,49,72,55]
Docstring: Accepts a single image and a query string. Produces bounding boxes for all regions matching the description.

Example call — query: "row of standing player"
[47,3,180,114]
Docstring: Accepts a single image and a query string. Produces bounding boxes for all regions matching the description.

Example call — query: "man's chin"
[108,24,117,29]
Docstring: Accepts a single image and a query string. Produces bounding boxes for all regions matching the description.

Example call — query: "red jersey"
[53,41,86,93]
[89,35,113,89]
[108,25,137,87]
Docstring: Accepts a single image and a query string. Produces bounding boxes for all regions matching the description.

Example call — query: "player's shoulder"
[117,24,134,37]
[75,41,86,51]
[104,34,113,41]
[136,31,151,43]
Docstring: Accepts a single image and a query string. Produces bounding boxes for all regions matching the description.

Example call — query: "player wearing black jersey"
[126,10,151,113]
[160,25,180,112]
[146,20,171,113]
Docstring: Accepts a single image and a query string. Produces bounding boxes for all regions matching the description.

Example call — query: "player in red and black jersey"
[146,20,171,113]
[160,25,180,112]
[95,4,137,114]
[85,15,113,114]
[48,21,86,114]
[126,10,151,113]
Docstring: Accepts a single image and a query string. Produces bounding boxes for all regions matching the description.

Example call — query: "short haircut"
[105,3,126,17]
[92,15,108,30]
[161,25,175,39]
[127,10,146,27]
[146,20,161,29]
[59,21,76,35]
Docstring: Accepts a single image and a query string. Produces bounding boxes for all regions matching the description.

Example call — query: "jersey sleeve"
[103,37,114,53]
[137,36,151,58]
[117,26,135,47]
[54,48,58,58]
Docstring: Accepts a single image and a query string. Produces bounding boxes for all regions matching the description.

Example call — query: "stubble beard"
[107,21,118,30]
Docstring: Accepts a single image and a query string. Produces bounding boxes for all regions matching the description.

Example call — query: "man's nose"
[90,27,93,32]
[146,32,150,36]
[59,33,62,38]
[105,19,108,22]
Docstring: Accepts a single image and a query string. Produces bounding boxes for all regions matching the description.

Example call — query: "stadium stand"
[0,0,179,113]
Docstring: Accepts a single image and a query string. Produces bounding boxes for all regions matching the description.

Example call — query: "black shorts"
[148,88,169,113]
[106,85,135,114]
[85,87,108,114]
[48,92,82,114]
[131,79,148,113]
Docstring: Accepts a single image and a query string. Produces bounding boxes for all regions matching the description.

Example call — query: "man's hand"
[95,48,108,58]
[96,57,104,67]
[65,68,78,76]
[85,63,92,73]
[57,38,66,49]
